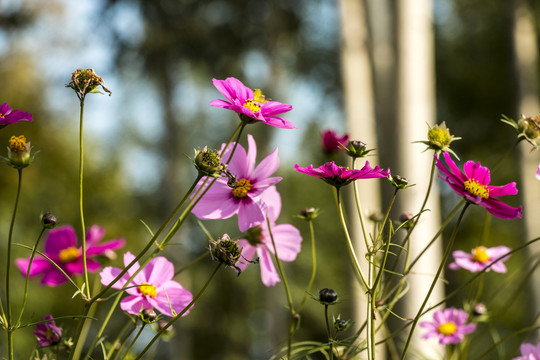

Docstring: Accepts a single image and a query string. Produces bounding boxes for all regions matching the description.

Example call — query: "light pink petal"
[120,295,147,316]
[191,180,239,220]
[259,186,281,222]
[145,257,174,286]
[251,147,280,181]
[261,115,297,129]
[237,199,266,232]
[123,251,141,279]
[258,247,280,287]
[261,101,293,116]
[44,226,77,255]
[536,164,540,181]
[100,266,127,289]
[243,134,257,176]
[237,239,257,271]
[151,281,193,317]
[264,224,302,262]
[223,142,249,177]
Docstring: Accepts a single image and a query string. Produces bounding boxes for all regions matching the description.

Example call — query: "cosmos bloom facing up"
[100,252,193,317]
[513,340,540,360]
[435,152,522,219]
[237,187,302,286]
[294,161,390,188]
[420,308,476,345]
[0,102,33,128]
[34,315,62,347]
[16,225,125,287]
[449,245,511,273]
[209,77,295,129]
[191,134,282,232]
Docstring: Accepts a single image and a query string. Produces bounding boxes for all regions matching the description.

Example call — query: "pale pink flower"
[514,340,540,360]
[192,134,281,232]
[420,308,476,345]
[449,245,511,273]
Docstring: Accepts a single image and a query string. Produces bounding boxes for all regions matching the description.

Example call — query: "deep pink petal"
[44,226,77,255]
[87,238,125,256]
[261,101,293,116]
[40,268,71,287]
[261,115,296,129]
[86,225,105,244]
[15,257,51,277]
[481,198,522,219]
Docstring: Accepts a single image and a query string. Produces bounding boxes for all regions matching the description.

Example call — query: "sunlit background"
[1,0,539,359]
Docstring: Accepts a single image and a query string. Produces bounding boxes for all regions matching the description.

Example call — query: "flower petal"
[44,226,77,255]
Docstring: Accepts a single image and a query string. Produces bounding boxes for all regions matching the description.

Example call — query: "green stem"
[298,220,317,311]
[134,263,222,359]
[108,320,135,360]
[325,305,333,360]
[77,97,91,300]
[5,168,22,360]
[16,227,46,325]
[334,187,368,290]
[121,323,145,360]
[351,157,370,249]
[267,217,295,359]
[399,202,470,359]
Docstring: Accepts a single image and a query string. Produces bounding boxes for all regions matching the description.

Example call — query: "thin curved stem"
[298,220,317,311]
[121,323,145,360]
[78,97,90,300]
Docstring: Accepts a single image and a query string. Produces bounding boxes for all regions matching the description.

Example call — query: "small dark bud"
[398,212,414,230]
[345,140,373,158]
[369,212,384,223]
[297,207,320,221]
[388,174,413,189]
[41,213,57,229]
[318,288,338,305]
[141,308,157,323]
[334,318,352,332]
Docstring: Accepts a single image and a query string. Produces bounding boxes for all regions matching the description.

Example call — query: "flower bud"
[388,174,412,189]
[334,318,352,332]
[193,147,224,177]
[141,308,157,323]
[318,288,338,305]
[4,135,35,169]
[41,213,57,229]
[345,140,373,158]
[472,303,487,316]
[417,122,461,158]
[398,212,414,229]
[297,207,320,221]
[209,234,242,273]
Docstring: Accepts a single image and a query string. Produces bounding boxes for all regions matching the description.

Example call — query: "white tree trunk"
[338,0,384,358]
[513,0,540,320]
[396,0,444,358]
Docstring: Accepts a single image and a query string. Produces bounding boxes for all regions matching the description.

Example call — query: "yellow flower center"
[232,178,252,198]
[9,135,27,153]
[438,322,457,335]
[243,89,267,113]
[472,246,490,263]
[44,328,54,340]
[59,247,80,263]
[139,282,157,298]
[464,179,489,199]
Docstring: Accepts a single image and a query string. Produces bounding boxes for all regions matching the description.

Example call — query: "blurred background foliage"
[0,0,539,358]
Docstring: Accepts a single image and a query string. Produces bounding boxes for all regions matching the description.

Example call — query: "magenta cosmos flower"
[321,130,349,154]
[209,77,295,129]
[0,102,33,128]
[237,187,302,286]
[420,308,476,345]
[16,225,125,286]
[34,315,62,347]
[435,152,522,219]
[514,341,540,360]
[192,134,282,232]
[294,161,390,188]
[100,252,193,317]
[449,245,511,273]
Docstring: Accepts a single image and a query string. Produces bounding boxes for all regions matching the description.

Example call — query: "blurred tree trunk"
[338,0,385,358]
[395,0,443,357]
[513,0,540,327]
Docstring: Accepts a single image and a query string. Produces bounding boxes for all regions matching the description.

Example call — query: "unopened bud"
[41,213,57,229]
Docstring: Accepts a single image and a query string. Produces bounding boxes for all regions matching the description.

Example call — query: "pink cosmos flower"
[449,245,511,273]
[321,130,349,154]
[209,77,295,129]
[294,161,390,188]
[0,103,33,128]
[34,315,62,347]
[100,252,193,317]
[420,308,476,345]
[237,187,302,286]
[514,340,540,360]
[536,164,540,181]
[435,152,522,219]
[16,225,125,287]
[191,134,282,232]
